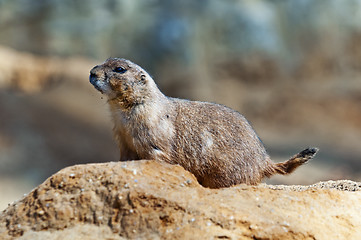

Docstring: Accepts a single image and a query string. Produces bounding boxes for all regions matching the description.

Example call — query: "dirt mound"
[1,160,360,239]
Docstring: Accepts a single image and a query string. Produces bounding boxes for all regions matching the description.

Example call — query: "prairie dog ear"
[137,72,147,83]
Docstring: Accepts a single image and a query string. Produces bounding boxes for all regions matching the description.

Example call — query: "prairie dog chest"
[111,103,175,149]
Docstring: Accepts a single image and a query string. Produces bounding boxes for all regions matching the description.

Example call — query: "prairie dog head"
[89,58,159,107]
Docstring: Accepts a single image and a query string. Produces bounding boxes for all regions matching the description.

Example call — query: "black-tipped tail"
[274,147,319,175]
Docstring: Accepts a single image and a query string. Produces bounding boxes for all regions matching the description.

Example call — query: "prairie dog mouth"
[89,74,108,94]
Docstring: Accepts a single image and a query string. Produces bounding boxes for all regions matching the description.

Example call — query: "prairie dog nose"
[89,66,102,85]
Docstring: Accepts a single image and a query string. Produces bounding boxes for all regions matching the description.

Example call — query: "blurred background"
[1,0,361,210]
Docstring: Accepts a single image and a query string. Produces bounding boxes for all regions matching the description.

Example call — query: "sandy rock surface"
[0,160,360,240]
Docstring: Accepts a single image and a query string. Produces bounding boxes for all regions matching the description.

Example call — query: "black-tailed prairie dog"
[89,58,318,188]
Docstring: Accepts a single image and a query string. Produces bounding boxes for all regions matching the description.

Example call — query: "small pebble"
[282,221,290,227]
[251,224,259,230]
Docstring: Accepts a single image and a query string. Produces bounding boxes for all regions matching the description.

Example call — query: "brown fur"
[89,58,318,188]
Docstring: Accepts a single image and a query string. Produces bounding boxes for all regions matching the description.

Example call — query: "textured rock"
[0,160,360,240]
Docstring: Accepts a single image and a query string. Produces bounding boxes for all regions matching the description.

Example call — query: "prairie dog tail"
[274,147,319,175]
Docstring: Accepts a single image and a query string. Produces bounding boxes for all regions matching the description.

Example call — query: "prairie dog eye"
[113,66,127,73]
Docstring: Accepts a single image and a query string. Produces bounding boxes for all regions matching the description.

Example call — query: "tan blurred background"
[1,0,361,210]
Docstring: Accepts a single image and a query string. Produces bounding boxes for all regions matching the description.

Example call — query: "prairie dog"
[89,58,318,188]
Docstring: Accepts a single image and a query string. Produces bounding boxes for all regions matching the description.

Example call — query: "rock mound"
[0,160,360,239]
